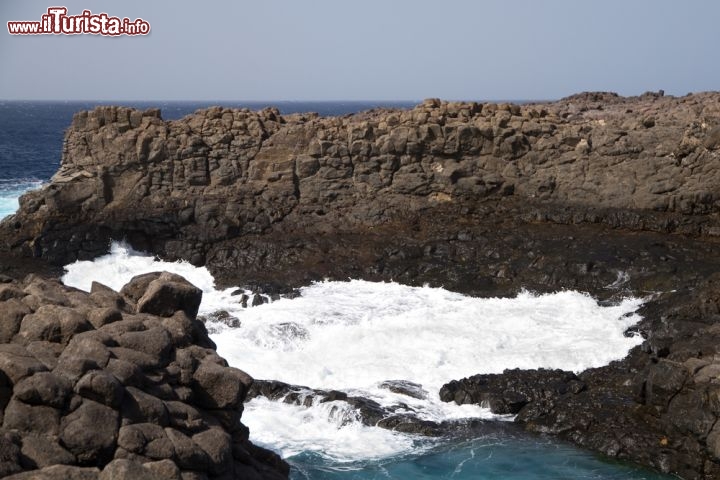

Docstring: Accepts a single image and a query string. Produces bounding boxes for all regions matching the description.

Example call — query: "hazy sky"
[1,0,719,101]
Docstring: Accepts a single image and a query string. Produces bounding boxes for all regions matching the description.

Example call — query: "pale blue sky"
[1,0,719,101]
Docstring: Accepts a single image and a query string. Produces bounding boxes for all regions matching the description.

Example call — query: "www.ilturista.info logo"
[7,7,150,36]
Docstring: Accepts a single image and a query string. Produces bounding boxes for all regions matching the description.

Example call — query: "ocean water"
[2,102,674,479]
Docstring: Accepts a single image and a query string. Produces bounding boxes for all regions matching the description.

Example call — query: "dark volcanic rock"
[19,434,75,469]
[13,372,72,409]
[135,272,203,318]
[198,311,240,334]
[0,432,22,477]
[192,362,252,410]
[4,94,720,272]
[4,95,720,478]
[379,380,429,400]
[0,274,288,479]
[440,369,585,414]
[249,379,446,437]
[59,400,119,465]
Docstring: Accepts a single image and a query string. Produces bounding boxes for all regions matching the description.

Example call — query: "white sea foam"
[210,281,643,388]
[62,242,218,293]
[242,397,426,461]
[0,179,44,219]
[62,242,645,462]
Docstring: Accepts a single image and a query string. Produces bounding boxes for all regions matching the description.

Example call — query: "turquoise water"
[288,434,674,480]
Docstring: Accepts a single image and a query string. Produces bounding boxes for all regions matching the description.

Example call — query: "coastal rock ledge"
[4,92,720,478]
[3,92,720,284]
[0,272,289,480]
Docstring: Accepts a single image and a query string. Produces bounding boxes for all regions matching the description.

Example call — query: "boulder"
[119,273,161,304]
[3,398,61,435]
[4,465,100,479]
[191,362,252,410]
[0,432,22,477]
[75,370,125,408]
[116,327,173,364]
[87,308,123,329]
[136,273,202,318]
[0,299,31,343]
[0,344,48,384]
[141,460,181,480]
[59,400,120,465]
[117,423,174,460]
[19,434,75,469]
[191,428,232,475]
[13,372,72,408]
[16,306,92,346]
[0,285,26,301]
[99,459,164,480]
[379,380,428,399]
[121,387,169,426]
[164,428,209,471]
[54,337,111,382]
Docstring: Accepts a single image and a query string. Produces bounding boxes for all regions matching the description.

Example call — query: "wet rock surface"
[0,273,288,480]
[249,380,453,437]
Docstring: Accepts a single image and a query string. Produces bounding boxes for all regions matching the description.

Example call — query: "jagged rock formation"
[2,92,720,274]
[3,93,720,478]
[0,272,288,480]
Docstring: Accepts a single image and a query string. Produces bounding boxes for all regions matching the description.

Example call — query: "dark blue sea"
[0,101,675,480]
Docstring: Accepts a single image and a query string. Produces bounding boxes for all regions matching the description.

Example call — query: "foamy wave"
[61,242,645,463]
[61,242,217,293]
[243,397,426,461]
[0,178,44,218]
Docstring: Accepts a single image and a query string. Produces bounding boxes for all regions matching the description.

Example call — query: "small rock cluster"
[248,379,441,436]
[0,272,288,480]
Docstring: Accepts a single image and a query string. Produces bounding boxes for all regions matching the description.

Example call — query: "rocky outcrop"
[0,272,288,480]
[247,380,444,436]
[3,93,720,478]
[2,92,720,276]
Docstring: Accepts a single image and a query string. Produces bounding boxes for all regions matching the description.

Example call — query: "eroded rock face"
[0,273,288,480]
[3,94,720,479]
[3,93,720,271]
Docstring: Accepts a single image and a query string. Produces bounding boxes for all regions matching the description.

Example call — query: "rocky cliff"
[2,92,720,280]
[4,93,720,478]
[0,272,288,480]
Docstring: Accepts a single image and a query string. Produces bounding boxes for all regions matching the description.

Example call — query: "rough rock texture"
[3,92,720,274]
[0,273,288,480]
[3,93,720,478]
